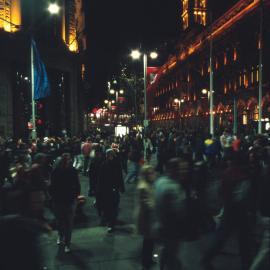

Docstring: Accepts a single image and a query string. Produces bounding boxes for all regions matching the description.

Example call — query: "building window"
[224,84,228,94]
[224,53,227,65]
[233,48,237,61]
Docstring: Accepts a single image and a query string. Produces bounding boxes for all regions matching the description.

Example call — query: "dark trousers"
[203,207,251,270]
[54,202,76,246]
[103,191,120,227]
[142,237,154,266]
[160,239,181,270]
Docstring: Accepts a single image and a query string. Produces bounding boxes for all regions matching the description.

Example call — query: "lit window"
[224,53,227,65]
[215,59,219,69]
[224,84,227,94]
[233,48,237,61]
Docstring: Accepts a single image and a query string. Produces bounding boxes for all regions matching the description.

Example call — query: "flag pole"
[31,39,37,140]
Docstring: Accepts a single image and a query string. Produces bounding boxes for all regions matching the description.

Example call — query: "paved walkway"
[40,160,269,270]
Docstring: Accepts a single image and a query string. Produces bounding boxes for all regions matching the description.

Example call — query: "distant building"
[0,0,87,138]
[149,0,270,134]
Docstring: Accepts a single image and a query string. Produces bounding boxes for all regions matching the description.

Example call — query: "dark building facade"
[0,0,86,138]
[149,0,270,133]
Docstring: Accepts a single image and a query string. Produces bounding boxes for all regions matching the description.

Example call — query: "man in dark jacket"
[50,153,80,253]
[96,149,125,232]
[88,146,104,196]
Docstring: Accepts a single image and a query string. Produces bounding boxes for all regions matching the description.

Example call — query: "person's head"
[165,158,191,184]
[58,153,72,168]
[106,149,114,161]
[33,153,47,166]
[140,165,156,184]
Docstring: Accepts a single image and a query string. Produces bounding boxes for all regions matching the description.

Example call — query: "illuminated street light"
[174,98,179,103]
[110,89,115,94]
[131,50,141,60]
[150,52,158,59]
[104,100,109,104]
[119,89,124,94]
[180,99,185,103]
[48,3,60,14]
[111,100,115,104]
[202,89,208,95]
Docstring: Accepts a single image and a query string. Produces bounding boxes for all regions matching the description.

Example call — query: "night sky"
[84,0,237,108]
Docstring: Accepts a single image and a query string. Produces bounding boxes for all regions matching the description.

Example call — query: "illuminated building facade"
[150,0,270,133]
[0,0,21,32]
[0,0,86,138]
[181,0,207,30]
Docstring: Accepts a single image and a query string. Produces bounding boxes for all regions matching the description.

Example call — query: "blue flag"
[31,39,50,100]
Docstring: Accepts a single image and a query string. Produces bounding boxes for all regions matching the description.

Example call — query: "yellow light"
[119,89,124,94]
[110,89,115,94]
[104,100,109,104]
[202,89,208,95]
[150,52,158,59]
[48,3,60,15]
[131,50,141,60]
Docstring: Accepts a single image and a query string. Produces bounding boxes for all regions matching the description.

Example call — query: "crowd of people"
[0,127,269,270]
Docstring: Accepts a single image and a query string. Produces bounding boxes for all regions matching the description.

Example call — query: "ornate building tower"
[61,0,86,53]
[181,0,208,30]
[0,0,21,32]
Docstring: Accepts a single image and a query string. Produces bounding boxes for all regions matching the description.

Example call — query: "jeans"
[124,161,140,183]
[54,202,77,246]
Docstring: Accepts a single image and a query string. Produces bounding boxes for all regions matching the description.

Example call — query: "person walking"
[136,165,157,268]
[201,152,252,270]
[50,153,81,253]
[154,158,188,270]
[96,149,125,232]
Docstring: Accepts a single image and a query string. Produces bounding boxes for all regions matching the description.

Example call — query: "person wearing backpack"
[201,152,252,270]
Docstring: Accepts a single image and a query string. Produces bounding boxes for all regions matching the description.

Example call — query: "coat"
[136,180,155,237]
[96,158,124,211]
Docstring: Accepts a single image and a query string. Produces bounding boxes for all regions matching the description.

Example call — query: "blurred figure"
[96,149,125,232]
[50,153,81,253]
[0,215,46,270]
[88,146,104,196]
[202,152,252,270]
[155,158,188,270]
[81,138,92,175]
[136,165,156,268]
[125,142,142,184]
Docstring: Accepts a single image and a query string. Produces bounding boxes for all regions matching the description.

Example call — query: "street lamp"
[104,100,109,104]
[30,2,60,140]
[130,50,141,60]
[119,89,124,95]
[130,49,158,127]
[202,88,208,95]
[48,3,60,14]
[110,89,115,95]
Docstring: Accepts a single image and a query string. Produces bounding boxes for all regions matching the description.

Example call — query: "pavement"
[40,158,269,270]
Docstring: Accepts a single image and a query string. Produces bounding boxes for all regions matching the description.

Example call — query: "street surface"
[40,159,268,270]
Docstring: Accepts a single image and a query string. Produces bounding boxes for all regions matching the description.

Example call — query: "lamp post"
[174,98,184,128]
[131,49,158,160]
[130,49,158,127]
[30,2,60,140]
[258,0,264,134]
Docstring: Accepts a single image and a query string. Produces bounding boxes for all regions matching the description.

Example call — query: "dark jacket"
[50,167,80,204]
